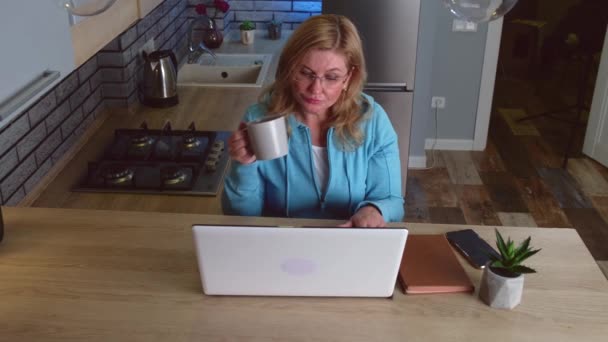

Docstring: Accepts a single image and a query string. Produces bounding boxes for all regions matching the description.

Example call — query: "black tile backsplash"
[44,101,71,134]
[16,123,46,160]
[24,159,52,195]
[55,73,80,104]
[0,0,190,205]
[0,153,36,202]
[0,150,18,181]
[35,129,61,167]
[27,92,57,127]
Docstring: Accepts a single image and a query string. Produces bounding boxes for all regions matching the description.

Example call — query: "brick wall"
[0,0,190,206]
[187,0,321,31]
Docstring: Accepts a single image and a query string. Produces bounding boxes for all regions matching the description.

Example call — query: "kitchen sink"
[177,54,272,88]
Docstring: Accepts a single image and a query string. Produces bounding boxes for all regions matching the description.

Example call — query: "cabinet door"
[0,1,74,124]
[138,0,164,19]
[71,0,139,66]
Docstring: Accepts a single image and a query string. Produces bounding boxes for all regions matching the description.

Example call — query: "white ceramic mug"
[247,115,288,160]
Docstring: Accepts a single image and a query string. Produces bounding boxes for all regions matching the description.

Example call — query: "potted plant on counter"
[267,19,282,40]
[239,20,256,45]
[479,229,541,309]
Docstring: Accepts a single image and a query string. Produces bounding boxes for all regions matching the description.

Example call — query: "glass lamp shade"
[59,0,118,16]
[443,0,519,23]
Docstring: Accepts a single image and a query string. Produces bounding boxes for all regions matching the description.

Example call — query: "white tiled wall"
[187,0,321,30]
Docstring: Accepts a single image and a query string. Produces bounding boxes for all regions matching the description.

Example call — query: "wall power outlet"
[431,96,446,109]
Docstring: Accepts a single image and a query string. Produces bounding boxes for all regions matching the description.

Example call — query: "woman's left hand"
[338,205,386,228]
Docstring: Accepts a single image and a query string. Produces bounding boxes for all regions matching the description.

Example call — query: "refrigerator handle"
[363,83,411,92]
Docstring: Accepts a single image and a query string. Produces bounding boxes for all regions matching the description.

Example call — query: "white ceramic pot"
[479,266,524,309]
[240,30,255,45]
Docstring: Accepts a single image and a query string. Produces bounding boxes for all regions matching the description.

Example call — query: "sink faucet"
[187,17,218,64]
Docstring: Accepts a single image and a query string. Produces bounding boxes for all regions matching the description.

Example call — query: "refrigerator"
[323,0,420,195]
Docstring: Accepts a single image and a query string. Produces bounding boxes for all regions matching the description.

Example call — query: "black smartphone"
[445,229,499,269]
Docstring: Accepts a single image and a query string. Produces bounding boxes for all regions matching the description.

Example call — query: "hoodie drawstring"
[284,154,290,217]
[344,156,352,215]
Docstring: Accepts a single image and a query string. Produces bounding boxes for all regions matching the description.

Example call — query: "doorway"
[485,1,608,170]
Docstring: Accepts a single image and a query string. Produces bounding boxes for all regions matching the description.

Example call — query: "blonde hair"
[260,14,368,150]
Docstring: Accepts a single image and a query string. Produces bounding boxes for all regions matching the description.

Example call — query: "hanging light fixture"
[59,0,118,17]
[443,0,519,23]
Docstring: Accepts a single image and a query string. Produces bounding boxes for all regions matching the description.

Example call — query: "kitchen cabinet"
[138,0,164,19]
[0,1,74,126]
[70,0,139,67]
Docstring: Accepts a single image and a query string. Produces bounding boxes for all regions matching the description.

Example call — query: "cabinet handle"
[60,0,118,17]
[0,70,60,124]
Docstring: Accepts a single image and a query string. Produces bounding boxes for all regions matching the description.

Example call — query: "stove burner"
[103,166,134,185]
[131,134,154,148]
[77,122,231,196]
[163,167,187,185]
[183,134,201,149]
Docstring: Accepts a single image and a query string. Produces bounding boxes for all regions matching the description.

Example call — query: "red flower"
[214,0,230,13]
[195,3,207,15]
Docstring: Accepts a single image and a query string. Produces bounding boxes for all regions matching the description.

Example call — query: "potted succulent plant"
[239,20,256,45]
[267,19,282,40]
[479,229,541,309]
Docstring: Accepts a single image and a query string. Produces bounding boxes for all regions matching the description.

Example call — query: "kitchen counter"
[214,29,293,57]
[29,32,292,214]
[1,206,608,341]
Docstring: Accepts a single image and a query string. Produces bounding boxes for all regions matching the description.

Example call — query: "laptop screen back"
[192,225,408,297]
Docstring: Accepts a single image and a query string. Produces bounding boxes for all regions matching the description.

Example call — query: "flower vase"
[203,18,223,49]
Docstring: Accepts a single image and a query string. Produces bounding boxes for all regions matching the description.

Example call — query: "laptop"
[192,224,408,297]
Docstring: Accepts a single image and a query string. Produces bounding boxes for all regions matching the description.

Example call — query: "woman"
[222,14,404,227]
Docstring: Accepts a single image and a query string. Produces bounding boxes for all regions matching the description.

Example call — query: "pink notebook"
[399,234,475,294]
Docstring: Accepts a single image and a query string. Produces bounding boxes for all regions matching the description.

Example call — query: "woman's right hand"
[228,122,257,164]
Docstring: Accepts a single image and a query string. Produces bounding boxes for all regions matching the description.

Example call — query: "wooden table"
[1,207,607,341]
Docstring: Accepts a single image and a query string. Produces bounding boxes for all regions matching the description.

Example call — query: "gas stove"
[73,121,231,196]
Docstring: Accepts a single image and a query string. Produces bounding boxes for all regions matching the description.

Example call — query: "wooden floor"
[405,75,608,265]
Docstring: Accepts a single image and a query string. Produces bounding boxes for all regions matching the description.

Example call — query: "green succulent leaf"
[490,260,506,268]
[491,229,540,275]
[510,265,537,274]
[495,229,509,258]
[240,20,255,30]
[515,236,531,256]
[488,252,501,263]
[508,238,516,258]
[512,248,541,265]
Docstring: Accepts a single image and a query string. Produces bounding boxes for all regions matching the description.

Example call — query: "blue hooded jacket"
[221,93,405,222]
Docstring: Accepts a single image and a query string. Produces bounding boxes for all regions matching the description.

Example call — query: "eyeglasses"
[293,69,349,89]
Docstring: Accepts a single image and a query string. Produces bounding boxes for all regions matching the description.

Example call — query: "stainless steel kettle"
[141,49,179,107]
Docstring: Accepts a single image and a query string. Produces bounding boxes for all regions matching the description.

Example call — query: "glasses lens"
[295,70,345,89]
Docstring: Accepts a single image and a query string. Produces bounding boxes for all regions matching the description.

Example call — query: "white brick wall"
[225,0,321,28]
[293,1,321,12]
[235,11,273,22]
[275,11,311,23]
[255,1,291,11]
[230,1,255,10]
